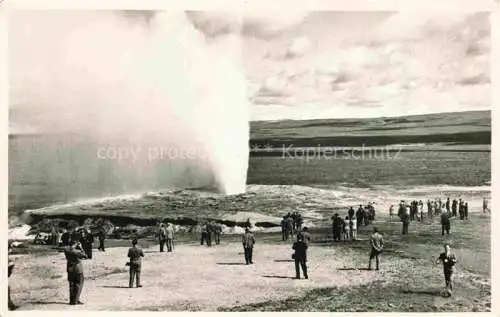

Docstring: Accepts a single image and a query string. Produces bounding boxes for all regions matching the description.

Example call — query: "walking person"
[165,223,175,252]
[63,240,87,305]
[446,198,450,214]
[292,235,308,279]
[368,227,384,270]
[127,238,144,288]
[452,199,458,217]
[435,243,457,296]
[464,202,469,220]
[242,228,255,265]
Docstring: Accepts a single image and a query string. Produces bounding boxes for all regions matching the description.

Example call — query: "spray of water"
[9,10,249,207]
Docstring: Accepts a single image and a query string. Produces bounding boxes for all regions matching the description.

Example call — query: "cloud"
[186,11,309,39]
[285,36,312,59]
[457,74,490,86]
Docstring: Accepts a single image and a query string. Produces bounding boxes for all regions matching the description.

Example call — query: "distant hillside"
[250,110,491,148]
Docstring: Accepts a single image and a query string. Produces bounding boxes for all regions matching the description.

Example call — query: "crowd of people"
[280,212,304,241]
[8,196,488,309]
[330,203,376,242]
[392,196,476,236]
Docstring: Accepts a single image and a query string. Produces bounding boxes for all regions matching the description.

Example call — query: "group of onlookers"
[330,203,376,242]
[280,212,304,241]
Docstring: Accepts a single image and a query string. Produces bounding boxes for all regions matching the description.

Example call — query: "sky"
[9,10,491,128]
[235,11,491,120]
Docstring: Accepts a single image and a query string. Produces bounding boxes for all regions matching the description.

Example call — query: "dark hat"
[132,238,138,245]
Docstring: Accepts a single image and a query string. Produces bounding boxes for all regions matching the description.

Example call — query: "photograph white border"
[0,0,498,316]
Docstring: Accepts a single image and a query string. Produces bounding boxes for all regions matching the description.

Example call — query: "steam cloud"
[9,10,250,205]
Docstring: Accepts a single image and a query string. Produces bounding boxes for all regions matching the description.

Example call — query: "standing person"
[206,221,213,247]
[446,198,451,214]
[165,223,175,252]
[97,228,106,252]
[483,198,489,213]
[389,205,395,222]
[458,199,464,220]
[332,214,342,242]
[298,227,311,247]
[214,223,222,245]
[8,244,18,310]
[401,204,410,235]
[63,241,87,305]
[368,227,384,270]
[418,200,424,222]
[356,205,364,228]
[127,238,144,288]
[81,228,94,259]
[292,235,308,279]
[343,217,350,241]
[200,222,208,245]
[435,244,457,295]
[350,216,357,241]
[245,218,252,230]
[452,199,458,217]
[158,223,166,252]
[281,217,288,241]
[286,216,294,240]
[348,206,355,220]
[427,200,432,218]
[464,202,469,220]
[296,213,304,232]
[242,228,255,265]
[441,212,451,235]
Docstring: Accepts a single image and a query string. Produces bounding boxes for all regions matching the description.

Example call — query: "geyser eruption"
[9,10,249,209]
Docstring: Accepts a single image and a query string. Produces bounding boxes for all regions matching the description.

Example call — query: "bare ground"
[11,241,387,311]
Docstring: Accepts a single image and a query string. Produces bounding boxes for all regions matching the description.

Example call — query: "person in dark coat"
[281,217,288,241]
[297,227,311,247]
[464,202,469,220]
[400,204,410,235]
[97,228,106,251]
[200,222,208,245]
[332,214,343,242]
[292,235,308,279]
[356,206,363,228]
[127,238,144,288]
[206,221,213,247]
[348,206,355,220]
[242,228,255,265]
[63,241,87,305]
[215,223,222,245]
[441,212,451,235]
[158,223,166,252]
[80,228,94,259]
[436,243,457,295]
[296,213,303,232]
[452,199,458,217]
